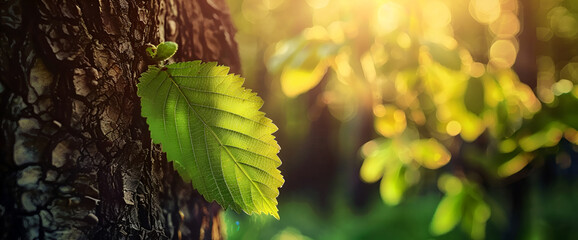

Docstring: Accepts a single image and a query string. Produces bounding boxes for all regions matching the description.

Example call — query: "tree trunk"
[0,0,240,239]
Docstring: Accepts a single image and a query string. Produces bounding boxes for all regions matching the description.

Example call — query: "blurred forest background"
[222,0,578,239]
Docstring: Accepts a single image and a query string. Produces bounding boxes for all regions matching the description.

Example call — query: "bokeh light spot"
[397,33,412,49]
[446,120,462,136]
[552,79,574,96]
[469,62,485,78]
[549,7,578,39]
[489,39,517,69]
[327,21,346,43]
[422,0,451,29]
[373,104,386,117]
[490,12,520,38]
[469,0,501,24]
[375,105,407,137]
[377,2,404,34]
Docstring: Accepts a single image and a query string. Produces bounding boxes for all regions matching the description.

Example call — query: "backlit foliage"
[227,0,578,239]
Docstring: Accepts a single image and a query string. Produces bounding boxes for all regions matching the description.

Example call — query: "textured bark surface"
[0,0,239,239]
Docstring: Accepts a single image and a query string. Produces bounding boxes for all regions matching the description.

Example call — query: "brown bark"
[0,0,240,239]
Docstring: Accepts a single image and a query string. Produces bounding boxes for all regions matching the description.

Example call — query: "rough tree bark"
[0,0,240,239]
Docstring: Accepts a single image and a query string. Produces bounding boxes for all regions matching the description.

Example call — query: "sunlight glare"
[377,2,404,34]
[469,0,501,24]
[422,0,451,29]
[306,0,329,9]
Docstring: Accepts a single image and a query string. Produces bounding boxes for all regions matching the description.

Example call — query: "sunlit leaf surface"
[138,61,284,218]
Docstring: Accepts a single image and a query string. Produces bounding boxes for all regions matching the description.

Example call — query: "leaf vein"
[179,85,261,103]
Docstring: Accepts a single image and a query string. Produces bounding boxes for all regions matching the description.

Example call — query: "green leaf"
[146,41,179,62]
[430,175,465,235]
[410,138,451,169]
[137,60,284,219]
[464,77,485,115]
[423,41,462,71]
[380,164,406,205]
[430,192,464,235]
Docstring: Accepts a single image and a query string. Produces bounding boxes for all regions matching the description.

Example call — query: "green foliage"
[430,175,490,239]
[226,0,578,238]
[137,57,283,218]
[464,77,485,116]
[268,34,341,97]
[423,42,462,71]
[225,193,471,240]
[146,41,179,62]
[254,0,578,236]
